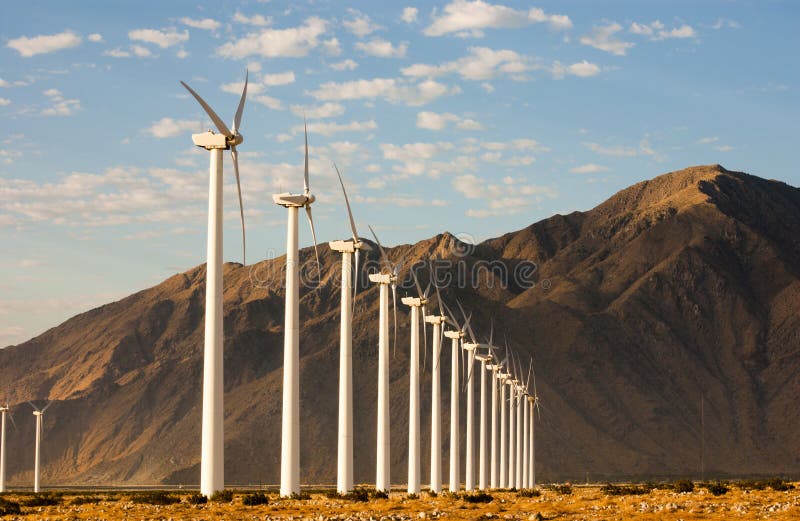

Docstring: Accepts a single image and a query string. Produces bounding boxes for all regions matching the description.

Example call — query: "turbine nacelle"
[401,296,426,308]
[272,193,315,207]
[32,411,42,416]
[443,330,461,339]
[328,239,373,253]
[462,341,479,351]
[368,272,393,284]
[424,314,446,325]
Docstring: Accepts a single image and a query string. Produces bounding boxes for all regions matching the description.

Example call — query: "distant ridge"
[1,164,799,485]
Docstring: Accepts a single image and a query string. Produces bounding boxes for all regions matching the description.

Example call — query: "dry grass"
[0,484,798,520]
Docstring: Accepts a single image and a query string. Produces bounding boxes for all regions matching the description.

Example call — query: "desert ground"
[0,481,798,520]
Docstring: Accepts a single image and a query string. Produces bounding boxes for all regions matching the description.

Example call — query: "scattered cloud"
[714,144,734,152]
[425,0,572,37]
[417,111,483,131]
[216,17,328,58]
[570,163,609,174]
[551,60,601,79]
[180,17,221,31]
[402,47,540,81]
[233,12,272,27]
[291,102,345,119]
[356,38,408,58]
[252,94,284,110]
[696,136,719,145]
[146,117,202,138]
[87,33,103,43]
[343,10,381,37]
[129,27,188,48]
[583,141,637,157]
[580,23,634,56]
[295,119,377,136]
[330,59,358,71]
[712,18,741,30]
[309,77,458,106]
[7,30,82,57]
[630,21,696,40]
[131,44,154,58]
[41,88,81,116]
[0,98,10,107]
[104,47,131,58]
[453,173,557,217]
[401,7,418,24]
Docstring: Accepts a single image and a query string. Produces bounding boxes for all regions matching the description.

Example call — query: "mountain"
[1,164,799,486]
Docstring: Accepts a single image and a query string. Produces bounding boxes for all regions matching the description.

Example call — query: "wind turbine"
[180,71,248,497]
[506,361,517,489]
[513,355,524,488]
[29,402,52,493]
[329,165,371,494]
[401,268,429,494]
[0,402,16,493]
[497,365,510,488]
[274,120,322,497]
[368,226,400,493]
[528,361,541,488]
[442,301,469,492]
[474,345,492,490]
[424,278,450,494]
[457,301,479,491]
[485,344,503,489]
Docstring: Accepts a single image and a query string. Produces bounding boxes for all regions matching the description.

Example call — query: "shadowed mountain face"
[1,164,799,486]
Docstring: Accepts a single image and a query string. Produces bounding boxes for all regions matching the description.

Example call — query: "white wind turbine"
[474,344,492,490]
[274,120,322,497]
[402,269,430,494]
[485,343,504,489]
[29,402,52,493]
[330,165,372,494]
[528,360,541,488]
[513,355,524,488]
[496,364,510,488]
[424,280,452,494]
[180,72,248,497]
[457,301,479,491]
[368,226,400,493]
[441,301,470,492]
[506,361,517,489]
[0,402,16,493]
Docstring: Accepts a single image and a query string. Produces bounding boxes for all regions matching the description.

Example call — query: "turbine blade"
[441,299,460,330]
[434,323,444,371]
[231,145,246,266]
[391,283,398,358]
[526,358,533,388]
[232,69,248,133]
[303,118,310,194]
[41,401,53,413]
[334,163,359,242]
[461,340,466,388]
[305,205,321,286]
[8,411,17,431]
[411,267,424,299]
[434,278,444,318]
[421,308,428,372]
[368,225,391,269]
[353,248,360,315]
[180,81,232,137]
[28,401,40,412]
[488,318,493,347]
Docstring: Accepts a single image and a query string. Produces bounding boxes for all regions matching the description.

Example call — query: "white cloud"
[41,88,81,116]
[233,12,272,27]
[580,23,634,56]
[712,18,741,30]
[176,49,189,59]
[696,136,719,144]
[330,59,358,71]
[253,94,283,110]
[291,102,345,119]
[295,119,377,136]
[417,111,483,131]
[131,44,153,58]
[424,0,572,37]
[87,33,103,43]
[453,173,556,217]
[129,27,188,48]
[309,77,458,106]
[343,10,381,37]
[216,17,328,58]
[103,47,131,58]
[7,30,82,57]
[356,38,408,58]
[0,78,9,88]
[402,47,540,81]
[714,144,734,152]
[146,117,202,138]
[0,98,10,107]
[570,163,609,174]
[630,21,696,40]
[262,71,296,86]
[551,60,601,79]
[180,17,221,31]
[583,141,638,157]
[401,7,419,24]
[322,37,342,56]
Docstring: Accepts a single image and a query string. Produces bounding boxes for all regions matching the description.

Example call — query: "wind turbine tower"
[0,403,11,493]
[273,122,321,497]
[29,402,52,493]
[180,72,248,497]
[424,283,449,494]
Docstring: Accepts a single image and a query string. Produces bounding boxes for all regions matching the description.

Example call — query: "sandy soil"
[1,483,799,521]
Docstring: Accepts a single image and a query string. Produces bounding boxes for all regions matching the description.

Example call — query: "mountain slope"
[1,164,798,485]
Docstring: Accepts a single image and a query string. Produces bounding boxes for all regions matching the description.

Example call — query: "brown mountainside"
[0,164,799,485]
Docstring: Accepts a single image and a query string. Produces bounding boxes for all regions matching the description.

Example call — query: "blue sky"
[0,0,797,346]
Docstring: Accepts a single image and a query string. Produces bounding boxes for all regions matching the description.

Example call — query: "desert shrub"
[22,493,62,506]
[210,489,233,502]
[288,491,311,500]
[463,491,494,503]
[130,491,180,505]
[601,483,651,496]
[425,489,438,498]
[703,482,729,496]
[0,497,21,515]
[242,492,269,506]
[325,489,369,502]
[186,492,208,504]
[405,492,419,500]
[737,479,767,490]
[672,479,694,493]
[765,478,794,491]
[517,488,541,497]
[70,495,102,505]
[552,484,572,495]
[370,489,389,499]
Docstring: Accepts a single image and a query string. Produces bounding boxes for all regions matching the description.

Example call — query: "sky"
[0,0,797,346]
